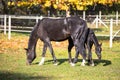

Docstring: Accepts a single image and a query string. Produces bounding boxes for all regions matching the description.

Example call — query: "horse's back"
[37,17,88,41]
[38,18,70,41]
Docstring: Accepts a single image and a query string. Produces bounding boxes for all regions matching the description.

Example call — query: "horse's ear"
[24,48,28,51]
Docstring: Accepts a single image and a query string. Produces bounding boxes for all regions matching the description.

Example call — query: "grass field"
[0,28,120,80]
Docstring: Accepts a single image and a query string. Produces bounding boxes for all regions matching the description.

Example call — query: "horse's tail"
[84,28,90,43]
[81,27,89,44]
[77,19,90,46]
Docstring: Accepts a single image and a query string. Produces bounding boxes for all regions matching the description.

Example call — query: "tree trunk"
[1,0,8,14]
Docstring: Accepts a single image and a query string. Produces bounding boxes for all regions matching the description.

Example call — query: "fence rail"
[0,13,120,48]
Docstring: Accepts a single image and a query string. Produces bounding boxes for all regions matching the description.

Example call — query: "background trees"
[0,0,120,16]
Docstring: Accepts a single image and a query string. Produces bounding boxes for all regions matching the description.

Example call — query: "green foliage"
[0,0,120,15]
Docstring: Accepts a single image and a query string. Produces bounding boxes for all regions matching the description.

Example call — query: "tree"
[1,0,9,14]
[1,0,120,15]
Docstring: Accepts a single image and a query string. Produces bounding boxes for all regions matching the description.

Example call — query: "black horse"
[68,28,102,66]
[25,17,88,65]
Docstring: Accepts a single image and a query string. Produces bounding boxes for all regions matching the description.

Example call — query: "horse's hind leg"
[80,46,87,66]
[70,43,80,66]
[71,46,79,66]
[68,38,74,63]
[39,43,47,65]
[71,39,80,66]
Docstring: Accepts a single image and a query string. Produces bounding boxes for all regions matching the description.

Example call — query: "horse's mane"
[28,20,41,49]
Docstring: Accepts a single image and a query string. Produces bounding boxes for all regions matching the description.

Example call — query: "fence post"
[4,15,7,35]
[36,16,38,23]
[96,15,98,28]
[116,11,118,26]
[99,11,101,26]
[110,19,113,48]
[40,16,43,20]
[8,15,11,40]
[48,10,50,17]
[66,10,70,17]
[83,11,85,20]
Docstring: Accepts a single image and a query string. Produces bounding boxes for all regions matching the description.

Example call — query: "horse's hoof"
[70,63,75,66]
[38,62,44,66]
[38,63,43,66]
[91,63,95,66]
[39,57,45,66]
[81,63,85,66]
[54,63,58,66]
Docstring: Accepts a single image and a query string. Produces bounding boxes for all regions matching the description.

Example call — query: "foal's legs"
[87,42,94,66]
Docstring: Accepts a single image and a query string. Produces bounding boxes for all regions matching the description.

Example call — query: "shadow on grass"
[0,71,52,80]
[93,59,112,66]
[33,58,111,66]
[32,59,81,65]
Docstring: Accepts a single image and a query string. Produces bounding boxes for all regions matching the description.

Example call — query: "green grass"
[0,31,120,80]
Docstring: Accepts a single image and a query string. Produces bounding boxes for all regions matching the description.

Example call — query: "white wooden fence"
[0,15,44,39]
[0,12,120,48]
[109,19,120,48]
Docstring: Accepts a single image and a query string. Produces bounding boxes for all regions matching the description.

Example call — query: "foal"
[68,28,102,66]
[86,28,102,66]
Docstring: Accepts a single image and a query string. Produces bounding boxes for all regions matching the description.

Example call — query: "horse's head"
[95,43,102,60]
[25,48,36,65]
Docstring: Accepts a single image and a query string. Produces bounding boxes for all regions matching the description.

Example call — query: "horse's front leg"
[68,45,73,63]
[46,39,58,65]
[48,44,58,65]
[39,43,47,65]
[68,38,74,63]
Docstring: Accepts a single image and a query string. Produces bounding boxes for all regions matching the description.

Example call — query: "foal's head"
[25,48,36,65]
[95,43,102,60]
